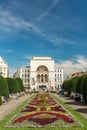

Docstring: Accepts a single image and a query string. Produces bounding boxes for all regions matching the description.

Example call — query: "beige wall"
[0,57,8,77]
[30,57,55,90]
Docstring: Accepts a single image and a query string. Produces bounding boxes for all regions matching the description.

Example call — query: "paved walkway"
[54,94,87,119]
[0,94,31,120]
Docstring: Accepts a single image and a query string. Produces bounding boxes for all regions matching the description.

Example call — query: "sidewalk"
[0,94,31,120]
[54,94,87,119]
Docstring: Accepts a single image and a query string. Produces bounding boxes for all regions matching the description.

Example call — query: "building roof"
[0,56,8,66]
[31,56,52,60]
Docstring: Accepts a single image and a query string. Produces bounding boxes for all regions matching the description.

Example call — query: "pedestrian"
[5,97,8,103]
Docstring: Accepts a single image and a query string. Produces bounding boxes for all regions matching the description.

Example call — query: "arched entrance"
[36,65,48,91]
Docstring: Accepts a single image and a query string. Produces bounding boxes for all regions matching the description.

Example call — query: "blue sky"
[0,0,87,76]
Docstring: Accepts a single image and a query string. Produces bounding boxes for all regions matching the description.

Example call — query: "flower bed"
[6,93,80,128]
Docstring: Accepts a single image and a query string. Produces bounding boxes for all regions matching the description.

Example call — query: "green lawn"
[0,93,87,130]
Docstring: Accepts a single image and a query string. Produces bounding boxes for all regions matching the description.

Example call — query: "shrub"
[0,76,9,98]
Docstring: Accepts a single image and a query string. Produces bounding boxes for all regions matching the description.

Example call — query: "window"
[28,79,29,82]
[60,74,62,77]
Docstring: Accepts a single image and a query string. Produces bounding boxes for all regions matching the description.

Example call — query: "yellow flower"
[47,107,51,111]
[38,113,51,118]
[37,107,40,111]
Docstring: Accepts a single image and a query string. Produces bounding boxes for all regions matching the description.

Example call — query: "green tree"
[63,77,79,97]
[76,75,85,94]
[6,78,21,94]
[14,79,21,93]
[70,76,79,93]
[0,76,9,98]
[82,76,87,103]
[63,79,71,96]
[0,95,2,105]
[16,78,25,92]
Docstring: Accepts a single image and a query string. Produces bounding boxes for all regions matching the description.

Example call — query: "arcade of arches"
[36,66,49,90]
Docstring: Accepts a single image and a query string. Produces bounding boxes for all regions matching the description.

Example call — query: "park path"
[0,94,31,120]
[54,93,87,119]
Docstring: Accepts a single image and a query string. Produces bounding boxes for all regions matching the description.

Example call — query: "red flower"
[51,106,66,112]
[40,107,46,111]
[28,118,57,125]
[21,106,36,112]
[12,93,75,127]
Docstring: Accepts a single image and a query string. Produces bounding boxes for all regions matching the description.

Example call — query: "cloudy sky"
[0,0,87,76]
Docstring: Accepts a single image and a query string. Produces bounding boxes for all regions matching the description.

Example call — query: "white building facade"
[54,64,63,89]
[20,66,30,91]
[0,56,9,77]
[14,66,30,91]
[30,57,63,91]
[30,57,55,91]
[14,57,64,91]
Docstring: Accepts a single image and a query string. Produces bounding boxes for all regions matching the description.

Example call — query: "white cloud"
[24,55,32,60]
[9,67,17,77]
[0,6,76,46]
[37,0,59,21]
[41,33,76,46]
[57,55,87,77]
[0,49,15,53]
[0,7,44,34]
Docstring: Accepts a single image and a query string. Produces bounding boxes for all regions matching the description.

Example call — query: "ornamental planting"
[6,93,80,128]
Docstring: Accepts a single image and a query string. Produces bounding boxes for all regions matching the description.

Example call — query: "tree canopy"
[6,78,21,94]
[0,76,9,97]
[16,78,25,92]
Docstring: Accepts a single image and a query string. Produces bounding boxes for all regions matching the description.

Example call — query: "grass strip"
[52,94,87,130]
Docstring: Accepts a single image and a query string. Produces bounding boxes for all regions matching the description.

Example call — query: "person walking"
[5,97,8,103]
